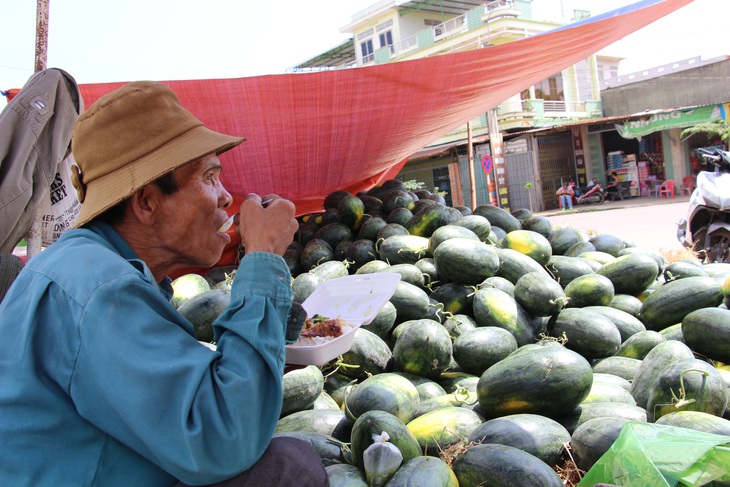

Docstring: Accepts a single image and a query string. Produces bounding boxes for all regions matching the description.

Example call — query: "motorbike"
[572,182,605,205]
[676,148,730,263]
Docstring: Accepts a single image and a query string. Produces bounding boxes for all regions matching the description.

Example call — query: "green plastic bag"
[579,422,730,487]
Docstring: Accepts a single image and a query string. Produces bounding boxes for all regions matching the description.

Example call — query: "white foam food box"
[285,272,401,366]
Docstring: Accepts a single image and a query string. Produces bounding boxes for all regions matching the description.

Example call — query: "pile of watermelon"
[182,179,730,486]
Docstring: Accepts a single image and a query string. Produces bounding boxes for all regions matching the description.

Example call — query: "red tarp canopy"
[75,0,691,218]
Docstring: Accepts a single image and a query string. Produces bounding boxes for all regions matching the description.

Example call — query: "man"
[555,181,574,210]
[605,171,620,200]
[0,81,327,486]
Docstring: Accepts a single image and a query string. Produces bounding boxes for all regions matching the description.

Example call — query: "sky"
[1,0,728,108]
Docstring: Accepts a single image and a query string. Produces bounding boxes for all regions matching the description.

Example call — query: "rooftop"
[602,55,730,89]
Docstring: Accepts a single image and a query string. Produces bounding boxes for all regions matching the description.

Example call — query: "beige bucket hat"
[70,81,246,228]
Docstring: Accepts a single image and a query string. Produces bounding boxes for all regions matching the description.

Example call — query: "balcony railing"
[433,16,468,41]
[542,100,586,113]
[496,99,588,119]
[496,99,534,116]
[393,35,419,55]
[384,0,517,63]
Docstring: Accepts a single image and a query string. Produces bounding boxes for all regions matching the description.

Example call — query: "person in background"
[586,177,598,188]
[556,181,574,210]
[606,171,620,199]
[0,81,327,486]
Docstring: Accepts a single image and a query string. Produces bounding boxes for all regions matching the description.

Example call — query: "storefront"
[396,153,461,208]
[400,103,728,212]
[605,104,728,196]
[590,128,663,197]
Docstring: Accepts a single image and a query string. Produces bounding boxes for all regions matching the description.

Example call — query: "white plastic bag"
[38,153,81,246]
[363,431,403,487]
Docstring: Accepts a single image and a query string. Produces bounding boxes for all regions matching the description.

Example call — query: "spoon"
[218,215,235,233]
[218,198,274,232]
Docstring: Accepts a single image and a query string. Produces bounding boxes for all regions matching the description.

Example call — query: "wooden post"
[35,0,50,72]
[447,162,465,207]
[26,0,50,260]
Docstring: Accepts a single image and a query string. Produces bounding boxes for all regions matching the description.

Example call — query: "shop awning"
[75,0,694,216]
[410,135,490,159]
[290,38,356,72]
[616,103,729,139]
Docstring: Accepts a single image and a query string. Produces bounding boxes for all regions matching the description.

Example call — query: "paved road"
[533,196,691,256]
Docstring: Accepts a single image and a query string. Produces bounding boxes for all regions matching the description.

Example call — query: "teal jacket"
[0,221,293,486]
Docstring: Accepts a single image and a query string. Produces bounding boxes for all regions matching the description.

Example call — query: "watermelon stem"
[425,280,440,292]
[419,272,429,283]
[670,368,710,408]
[321,357,362,380]
[549,296,571,307]
[452,386,477,405]
[324,436,352,456]
[224,270,236,285]
[544,264,558,282]
[375,238,384,254]
[396,247,428,258]
[539,332,568,345]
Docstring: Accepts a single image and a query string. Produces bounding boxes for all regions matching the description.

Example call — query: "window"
[360,39,374,62]
[379,31,393,53]
[534,74,564,101]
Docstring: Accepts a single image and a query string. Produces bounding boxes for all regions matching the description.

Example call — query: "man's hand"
[236,194,298,256]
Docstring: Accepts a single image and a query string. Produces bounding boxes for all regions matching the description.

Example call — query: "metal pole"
[26,0,50,260]
[467,122,477,209]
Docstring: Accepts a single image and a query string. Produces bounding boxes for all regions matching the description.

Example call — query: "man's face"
[155,154,233,269]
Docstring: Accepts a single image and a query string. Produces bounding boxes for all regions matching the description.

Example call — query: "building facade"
[293,1,727,212]
[526,56,730,209]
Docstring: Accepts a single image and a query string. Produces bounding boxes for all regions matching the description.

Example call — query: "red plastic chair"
[658,179,676,198]
[681,175,696,195]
